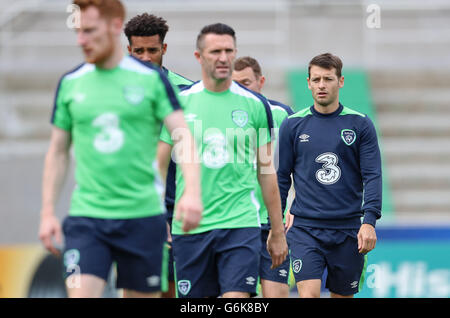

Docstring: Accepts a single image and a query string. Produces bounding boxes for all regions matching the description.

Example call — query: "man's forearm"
[41,149,70,216]
[156,141,172,184]
[177,134,201,196]
[164,110,201,195]
[258,172,284,233]
[169,126,203,232]
[258,170,289,269]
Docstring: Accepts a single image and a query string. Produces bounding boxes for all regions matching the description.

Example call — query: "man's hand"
[357,223,377,254]
[39,212,63,256]
[267,229,289,269]
[175,192,203,233]
[284,210,293,233]
[166,222,172,244]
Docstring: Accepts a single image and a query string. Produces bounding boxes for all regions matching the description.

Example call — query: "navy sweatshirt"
[276,103,382,230]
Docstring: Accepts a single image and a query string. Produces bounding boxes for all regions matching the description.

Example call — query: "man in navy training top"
[277,52,382,298]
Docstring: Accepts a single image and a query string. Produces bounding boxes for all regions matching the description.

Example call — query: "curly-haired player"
[124,13,194,298]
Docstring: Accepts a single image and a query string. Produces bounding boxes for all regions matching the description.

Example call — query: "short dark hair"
[234,56,262,78]
[196,23,236,50]
[73,0,125,21]
[308,53,343,78]
[124,13,169,44]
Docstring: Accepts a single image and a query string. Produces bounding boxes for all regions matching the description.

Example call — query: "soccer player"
[124,13,193,89]
[277,53,381,298]
[232,56,293,298]
[159,23,288,298]
[124,12,194,298]
[38,0,202,298]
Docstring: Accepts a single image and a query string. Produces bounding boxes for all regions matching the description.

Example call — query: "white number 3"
[315,152,341,185]
[92,113,124,153]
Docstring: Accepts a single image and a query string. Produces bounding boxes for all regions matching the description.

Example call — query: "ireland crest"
[292,259,303,274]
[123,85,145,105]
[178,280,191,296]
[341,129,356,146]
[231,110,248,128]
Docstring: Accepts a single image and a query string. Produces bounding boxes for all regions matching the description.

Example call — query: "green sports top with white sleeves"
[160,81,274,235]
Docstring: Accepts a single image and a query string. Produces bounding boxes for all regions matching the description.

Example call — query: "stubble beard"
[85,31,115,65]
[208,67,230,83]
[314,91,336,108]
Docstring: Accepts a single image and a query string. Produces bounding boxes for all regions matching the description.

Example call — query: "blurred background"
[0,0,449,298]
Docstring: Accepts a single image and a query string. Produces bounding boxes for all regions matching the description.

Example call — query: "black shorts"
[62,214,168,293]
[287,225,367,295]
[172,228,261,298]
[259,229,291,284]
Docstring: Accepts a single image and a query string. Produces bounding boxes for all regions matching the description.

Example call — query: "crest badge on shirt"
[123,85,145,105]
[341,129,356,146]
[231,110,248,127]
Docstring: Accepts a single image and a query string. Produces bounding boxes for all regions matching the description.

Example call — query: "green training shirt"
[51,55,181,219]
[160,81,273,234]
[163,67,194,88]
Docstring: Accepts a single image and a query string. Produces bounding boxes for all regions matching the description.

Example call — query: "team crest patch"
[231,110,249,127]
[341,129,356,146]
[123,85,145,105]
[178,280,191,296]
[292,259,303,274]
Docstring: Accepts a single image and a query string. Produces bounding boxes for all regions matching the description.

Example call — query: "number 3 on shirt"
[92,113,124,153]
[315,152,341,185]
[202,133,228,169]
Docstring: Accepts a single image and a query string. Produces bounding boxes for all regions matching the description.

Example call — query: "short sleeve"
[51,77,72,131]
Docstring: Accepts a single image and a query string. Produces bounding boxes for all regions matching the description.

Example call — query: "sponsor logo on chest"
[299,134,310,142]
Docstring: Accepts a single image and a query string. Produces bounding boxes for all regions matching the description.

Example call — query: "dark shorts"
[62,214,168,293]
[286,225,367,296]
[260,229,290,284]
[172,227,261,298]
